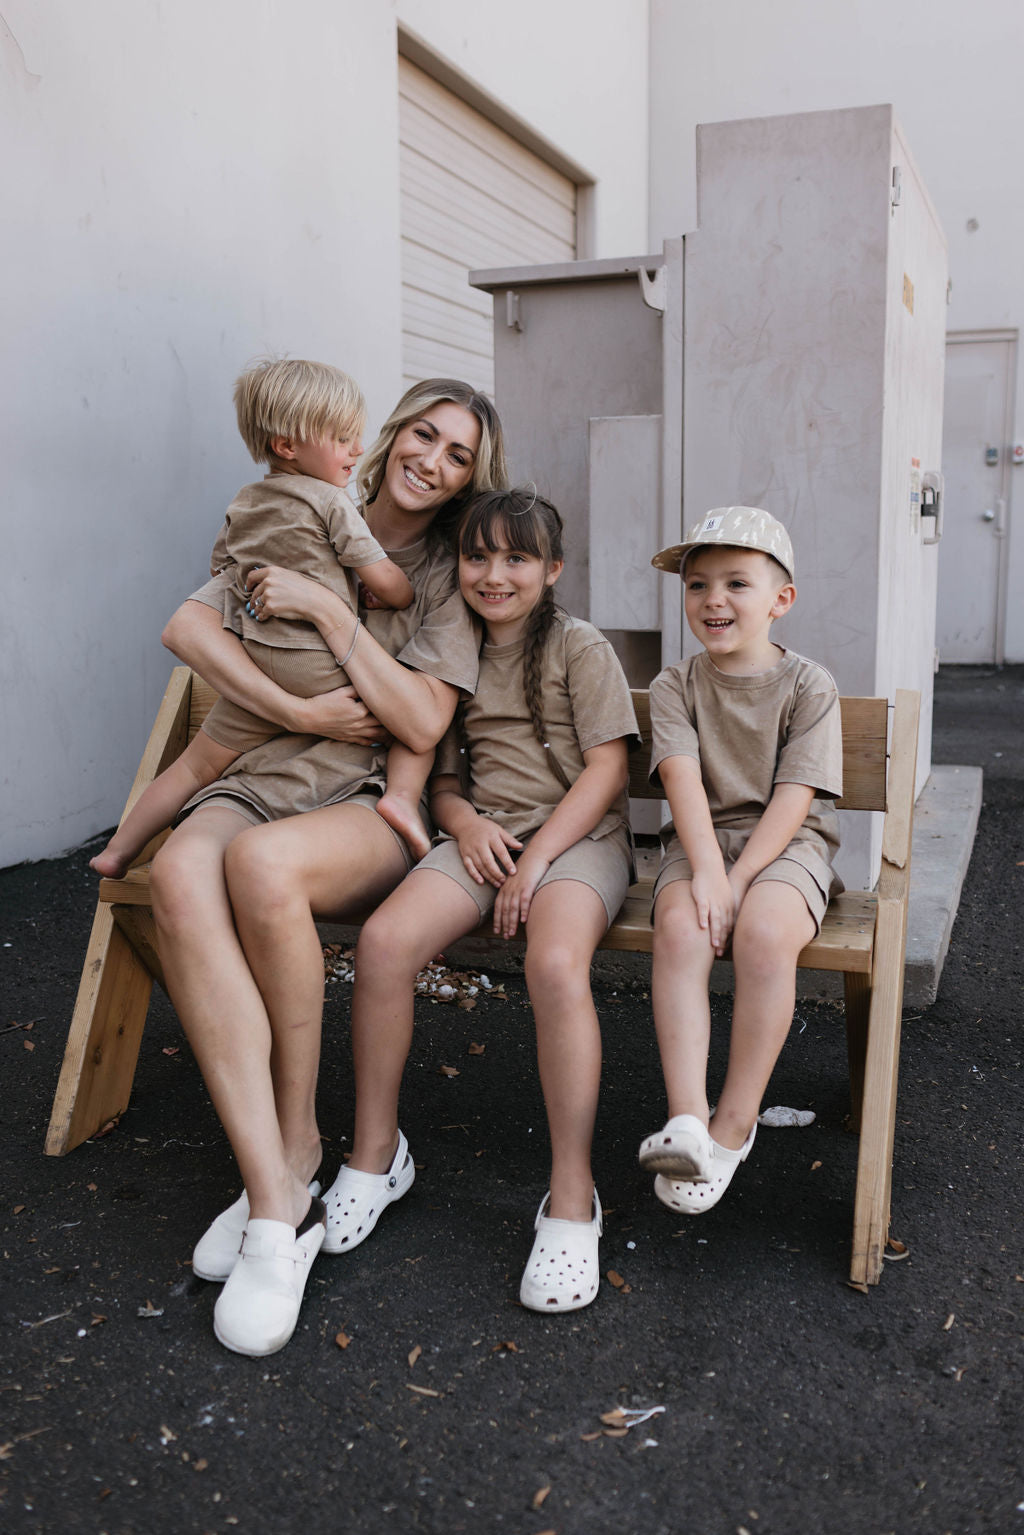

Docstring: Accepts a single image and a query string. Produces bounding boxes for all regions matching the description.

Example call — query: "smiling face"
[382,402,482,520]
[683,545,796,673]
[459,523,563,645]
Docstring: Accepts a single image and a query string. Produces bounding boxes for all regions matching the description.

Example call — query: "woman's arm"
[245,565,459,753]
[161,600,382,744]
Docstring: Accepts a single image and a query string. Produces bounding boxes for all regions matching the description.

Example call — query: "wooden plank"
[835,696,889,812]
[111,906,165,989]
[848,896,910,1284]
[45,904,153,1156]
[881,690,921,870]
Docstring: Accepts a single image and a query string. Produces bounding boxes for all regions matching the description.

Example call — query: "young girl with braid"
[337,487,638,1312]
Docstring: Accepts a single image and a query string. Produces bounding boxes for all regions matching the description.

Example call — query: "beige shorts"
[202,642,349,753]
[417,822,634,924]
[176,790,429,875]
[652,828,838,936]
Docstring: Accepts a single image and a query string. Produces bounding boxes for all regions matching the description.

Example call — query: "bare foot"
[89,846,131,878]
[375,793,431,862]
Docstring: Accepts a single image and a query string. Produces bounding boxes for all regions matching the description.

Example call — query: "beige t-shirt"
[210,473,387,651]
[182,537,480,821]
[650,647,843,865]
[435,612,640,842]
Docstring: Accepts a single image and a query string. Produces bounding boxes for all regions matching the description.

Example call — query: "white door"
[398,58,577,396]
[937,332,1016,663]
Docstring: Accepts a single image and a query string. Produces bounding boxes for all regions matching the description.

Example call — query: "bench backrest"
[187,675,889,816]
[627,690,889,813]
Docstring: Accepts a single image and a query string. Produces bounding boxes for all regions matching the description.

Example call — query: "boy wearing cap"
[638,507,843,1215]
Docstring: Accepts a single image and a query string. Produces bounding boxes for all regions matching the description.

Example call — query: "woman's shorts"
[652,828,837,936]
[177,790,430,875]
[415,823,634,925]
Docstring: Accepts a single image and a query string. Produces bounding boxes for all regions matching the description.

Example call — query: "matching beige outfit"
[201,473,388,753]
[179,536,479,846]
[418,612,639,921]
[650,647,843,930]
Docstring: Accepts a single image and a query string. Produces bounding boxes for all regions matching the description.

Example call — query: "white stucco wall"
[2,0,648,866]
[648,0,1024,660]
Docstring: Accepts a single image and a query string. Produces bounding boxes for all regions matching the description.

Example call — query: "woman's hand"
[492,848,550,939]
[297,684,388,746]
[456,818,523,888]
[244,565,341,628]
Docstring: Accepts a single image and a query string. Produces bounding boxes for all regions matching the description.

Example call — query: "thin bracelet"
[325,617,360,670]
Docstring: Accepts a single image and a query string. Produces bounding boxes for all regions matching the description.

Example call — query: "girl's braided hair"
[457,487,572,792]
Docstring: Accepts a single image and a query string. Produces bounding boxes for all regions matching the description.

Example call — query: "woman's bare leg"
[223,803,414,1177]
[650,880,718,1124]
[150,807,309,1227]
[712,881,815,1150]
[349,870,481,1172]
[523,882,608,1221]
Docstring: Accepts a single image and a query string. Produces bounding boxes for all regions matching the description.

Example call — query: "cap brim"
[651,544,690,574]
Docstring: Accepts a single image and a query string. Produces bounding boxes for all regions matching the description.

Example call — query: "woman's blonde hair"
[357,378,509,546]
[234,357,367,464]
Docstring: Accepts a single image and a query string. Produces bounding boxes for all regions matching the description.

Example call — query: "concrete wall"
[649,0,1024,660]
[1,0,649,865]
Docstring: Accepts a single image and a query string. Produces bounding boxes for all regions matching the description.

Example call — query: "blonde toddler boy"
[91,357,432,878]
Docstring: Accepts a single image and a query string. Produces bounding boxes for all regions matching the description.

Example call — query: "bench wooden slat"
[49,667,920,1291]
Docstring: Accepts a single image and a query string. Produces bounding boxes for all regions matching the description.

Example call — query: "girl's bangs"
[459,500,546,559]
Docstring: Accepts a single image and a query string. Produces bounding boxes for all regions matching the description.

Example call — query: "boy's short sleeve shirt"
[650,648,842,853]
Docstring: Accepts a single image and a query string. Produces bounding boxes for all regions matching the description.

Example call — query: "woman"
[151,379,507,1356]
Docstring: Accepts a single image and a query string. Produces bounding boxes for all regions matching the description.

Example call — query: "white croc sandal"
[321,1131,415,1254]
[192,1177,322,1283]
[654,1122,757,1215]
[638,1114,713,1181]
[213,1197,326,1357]
[519,1189,603,1313]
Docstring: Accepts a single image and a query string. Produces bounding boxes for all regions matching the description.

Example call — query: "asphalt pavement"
[1,665,1021,1535]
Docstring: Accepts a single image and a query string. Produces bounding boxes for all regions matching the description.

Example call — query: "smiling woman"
[147,377,509,1357]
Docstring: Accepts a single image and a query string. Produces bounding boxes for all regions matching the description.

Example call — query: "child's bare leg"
[375,742,433,862]
[711,881,815,1149]
[350,871,481,1170]
[90,729,239,878]
[650,880,718,1123]
[523,882,608,1221]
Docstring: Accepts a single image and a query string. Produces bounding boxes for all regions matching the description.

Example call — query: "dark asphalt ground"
[2,666,1022,1535]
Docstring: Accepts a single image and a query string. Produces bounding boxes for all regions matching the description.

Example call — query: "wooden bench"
[47,668,919,1286]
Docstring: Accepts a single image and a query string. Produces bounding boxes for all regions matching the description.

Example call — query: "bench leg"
[45,902,154,1156]
[848,899,907,1286]
[843,971,870,1132]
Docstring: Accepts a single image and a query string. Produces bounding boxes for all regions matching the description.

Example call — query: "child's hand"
[358,582,387,611]
[492,849,549,939]
[727,865,754,917]
[691,865,735,956]
[457,820,523,888]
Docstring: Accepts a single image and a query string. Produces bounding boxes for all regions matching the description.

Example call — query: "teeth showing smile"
[404,468,432,492]
[704,619,732,629]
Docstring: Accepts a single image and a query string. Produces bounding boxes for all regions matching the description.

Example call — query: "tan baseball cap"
[652,506,795,582]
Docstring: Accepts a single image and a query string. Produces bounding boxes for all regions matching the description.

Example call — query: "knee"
[653,898,710,968]
[732,907,798,979]
[524,939,591,1006]
[150,837,202,932]
[356,907,421,981]
[224,827,306,927]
